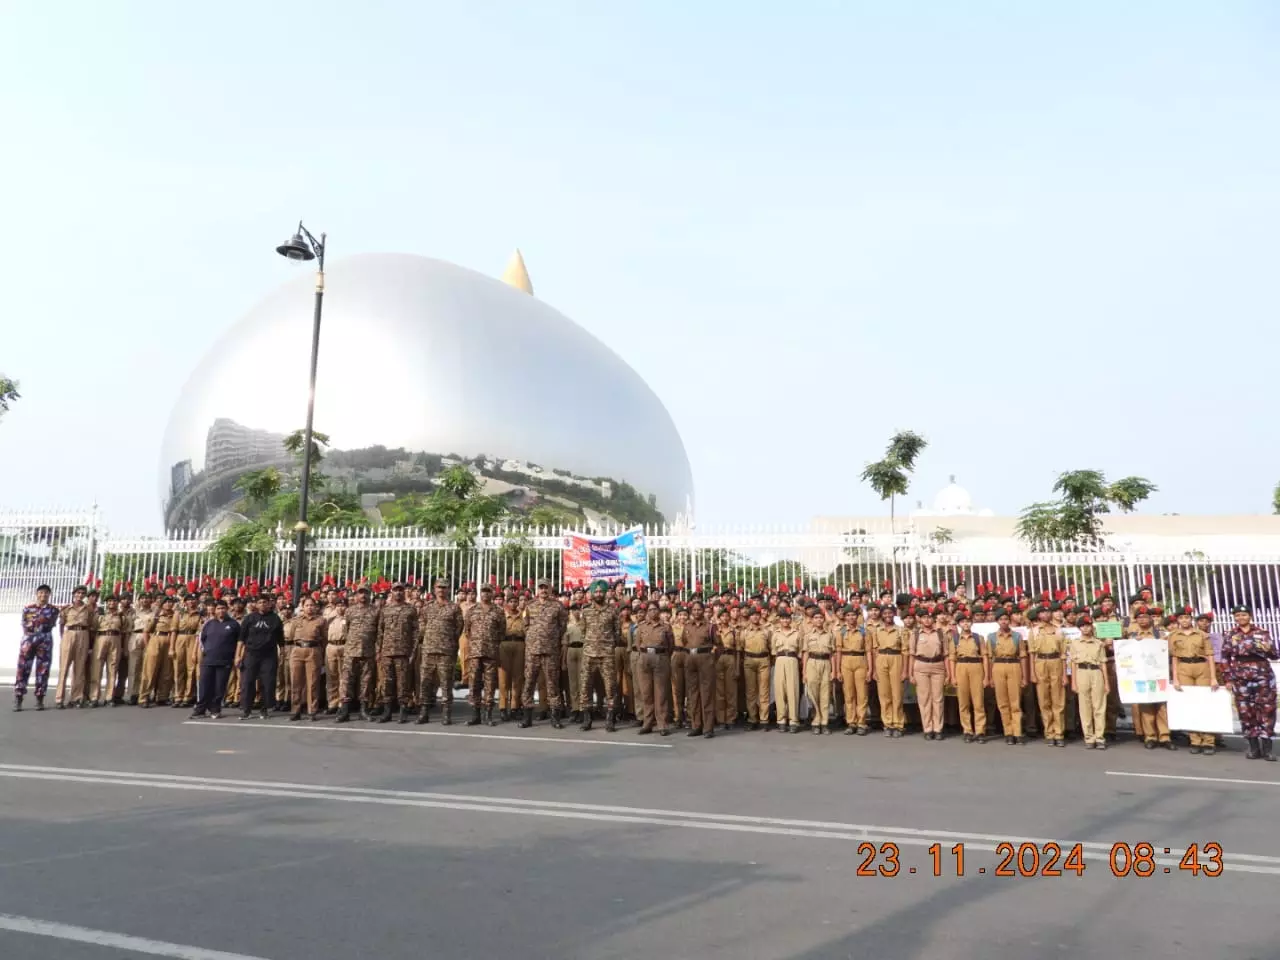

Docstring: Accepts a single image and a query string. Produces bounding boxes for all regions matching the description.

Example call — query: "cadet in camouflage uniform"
[375,584,418,723]
[520,579,568,728]
[417,579,463,725]
[335,587,379,722]
[579,580,621,732]
[464,583,506,726]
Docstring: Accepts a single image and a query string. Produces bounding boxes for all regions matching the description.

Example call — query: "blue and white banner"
[562,528,649,586]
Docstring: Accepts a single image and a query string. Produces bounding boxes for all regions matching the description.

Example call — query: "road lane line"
[0,913,271,960]
[1106,770,1280,788]
[180,720,674,749]
[2,764,1278,875]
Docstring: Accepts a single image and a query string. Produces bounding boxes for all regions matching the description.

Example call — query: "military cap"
[1077,613,1093,625]
[479,583,495,594]
[390,582,406,590]
[434,578,449,588]
[895,593,912,607]
[1194,611,1213,622]
[955,608,973,621]
[536,578,552,588]
[1230,604,1251,615]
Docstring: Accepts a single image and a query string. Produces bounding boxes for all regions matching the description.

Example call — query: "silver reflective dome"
[159,253,693,528]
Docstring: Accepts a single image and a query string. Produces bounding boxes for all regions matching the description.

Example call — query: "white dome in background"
[159,253,693,528]
[932,476,974,516]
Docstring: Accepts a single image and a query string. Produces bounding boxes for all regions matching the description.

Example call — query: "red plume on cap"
[213,587,222,600]
[940,580,948,593]
[1040,590,1050,601]
[1014,586,1024,597]
[126,580,134,592]
[1102,581,1111,594]
[882,579,891,590]
[1094,588,1102,599]
[676,580,684,591]
[1069,584,1077,596]
[793,576,802,589]
[712,581,720,592]
[1144,573,1153,587]
[186,580,198,594]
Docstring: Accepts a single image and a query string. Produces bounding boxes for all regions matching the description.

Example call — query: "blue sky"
[1,1,1276,532]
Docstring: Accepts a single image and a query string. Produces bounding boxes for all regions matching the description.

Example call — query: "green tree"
[1016,470,1158,546]
[860,430,928,532]
[0,375,18,419]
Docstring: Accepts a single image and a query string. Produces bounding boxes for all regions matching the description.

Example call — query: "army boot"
[1246,737,1261,759]
[378,700,397,723]
[550,707,564,730]
[580,708,593,732]
[12,695,22,712]
[519,706,534,728]
[485,704,497,726]
[1263,738,1277,762]
[417,704,431,725]
[605,709,617,733]
[334,704,351,724]
[398,704,412,724]
[441,704,453,726]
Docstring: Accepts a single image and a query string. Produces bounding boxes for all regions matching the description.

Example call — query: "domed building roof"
[160,253,693,528]
[932,476,973,516]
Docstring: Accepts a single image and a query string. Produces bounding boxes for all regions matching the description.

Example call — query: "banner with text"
[562,528,649,587]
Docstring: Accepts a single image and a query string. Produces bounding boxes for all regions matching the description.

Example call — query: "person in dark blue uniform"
[191,600,240,719]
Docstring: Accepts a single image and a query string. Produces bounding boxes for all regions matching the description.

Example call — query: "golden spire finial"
[501,249,534,295]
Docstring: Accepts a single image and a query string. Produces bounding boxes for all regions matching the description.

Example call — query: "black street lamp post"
[275,222,326,604]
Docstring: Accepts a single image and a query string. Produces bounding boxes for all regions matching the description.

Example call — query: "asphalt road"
[0,704,1277,960]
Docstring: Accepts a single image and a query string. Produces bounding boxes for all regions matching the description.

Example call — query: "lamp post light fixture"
[275,222,326,605]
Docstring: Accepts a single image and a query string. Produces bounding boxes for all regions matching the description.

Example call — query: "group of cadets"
[14,573,1279,760]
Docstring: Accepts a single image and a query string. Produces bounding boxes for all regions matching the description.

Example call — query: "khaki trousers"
[325,645,345,708]
[1175,661,1213,747]
[565,646,583,711]
[276,646,292,704]
[743,655,771,723]
[636,652,671,731]
[992,662,1024,737]
[875,653,904,730]
[498,641,525,710]
[56,630,90,704]
[92,635,121,704]
[613,647,632,715]
[172,635,197,703]
[914,660,946,734]
[840,654,869,727]
[684,651,716,733]
[1136,702,1171,743]
[126,635,146,701]
[1075,668,1106,744]
[140,634,173,704]
[289,647,323,715]
[773,655,800,724]
[1034,659,1066,740]
[715,654,738,725]
[804,658,832,729]
[670,650,689,723]
[955,662,987,736]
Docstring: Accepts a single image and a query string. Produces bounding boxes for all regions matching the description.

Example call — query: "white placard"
[1114,637,1170,704]
[1166,686,1235,734]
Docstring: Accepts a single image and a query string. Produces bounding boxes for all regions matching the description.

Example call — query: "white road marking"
[0,912,271,960]
[1107,770,1280,788]
[180,719,674,748]
[3,763,1279,875]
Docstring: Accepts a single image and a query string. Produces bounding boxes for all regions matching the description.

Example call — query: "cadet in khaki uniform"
[989,612,1028,744]
[837,606,871,735]
[113,595,133,704]
[289,598,328,720]
[1092,594,1124,740]
[949,610,989,743]
[740,609,772,730]
[125,595,152,705]
[1068,614,1109,749]
[1028,606,1068,746]
[771,608,802,733]
[875,608,908,737]
[910,608,948,740]
[564,606,585,721]
[802,607,834,734]
[633,600,673,735]
[1129,607,1176,750]
[324,598,347,713]
[498,598,526,720]
[1169,609,1218,753]
[615,613,634,721]
[683,600,716,738]
[670,608,689,727]
[90,596,124,707]
[56,587,96,708]
[140,598,176,707]
[714,611,740,729]
[171,598,202,708]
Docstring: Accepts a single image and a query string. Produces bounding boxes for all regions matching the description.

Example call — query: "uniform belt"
[877,648,901,655]
[744,651,770,658]
[177,633,196,639]
[915,654,944,663]
[956,656,983,663]
[842,650,866,656]
[504,637,524,643]
[100,630,121,636]
[293,640,321,649]
[1035,653,1061,660]
[775,650,798,658]
[642,646,669,655]
[1076,663,1101,670]
[613,642,628,648]
[688,646,713,655]
[807,652,831,660]
[1176,656,1206,663]
[994,657,1020,663]
[132,629,146,634]
[67,626,90,632]
[567,642,584,648]
[672,647,688,653]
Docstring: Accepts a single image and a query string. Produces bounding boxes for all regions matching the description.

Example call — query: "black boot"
[519,706,534,728]
[398,704,412,724]
[1263,738,1277,762]
[441,704,453,726]
[485,705,497,726]
[466,705,482,726]
[289,709,302,722]
[359,706,373,722]
[500,708,510,722]
[417,704,430,725]
[605,709,617,733]
[1246,737,1261,759]
[12,695,22,712]
[378,700,397,723]
[571,711,583,724]
[550,707,564,730]
[35,696,45,711]
[334,704,351,724]
[581,708,593,732]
